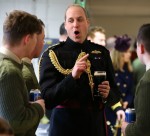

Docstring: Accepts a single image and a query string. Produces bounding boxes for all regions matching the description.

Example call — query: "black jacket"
[39,37,121,136]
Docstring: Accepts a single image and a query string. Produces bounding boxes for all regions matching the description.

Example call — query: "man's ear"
[87,18,90,28]
[64,22,67,30]
[23,34,30,44]
[141,44,145,54]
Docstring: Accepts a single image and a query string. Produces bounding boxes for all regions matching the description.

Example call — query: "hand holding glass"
[94,71,106,97]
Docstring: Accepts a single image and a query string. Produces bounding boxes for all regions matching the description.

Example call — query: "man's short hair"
[3,10,42,46]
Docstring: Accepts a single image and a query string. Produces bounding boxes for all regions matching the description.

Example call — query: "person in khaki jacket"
[0,10,45,136]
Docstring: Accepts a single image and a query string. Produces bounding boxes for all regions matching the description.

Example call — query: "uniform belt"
[56,100,104,110]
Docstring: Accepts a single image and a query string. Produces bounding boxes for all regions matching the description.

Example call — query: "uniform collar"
[22,57,32,64]
[0,46,22,64]
[66,37,88,49]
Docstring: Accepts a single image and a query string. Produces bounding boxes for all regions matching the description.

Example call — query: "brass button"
[117,82,120,86]
[123,84,127,88]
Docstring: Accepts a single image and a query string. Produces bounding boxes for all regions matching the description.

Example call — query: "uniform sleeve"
[0,68,44,134]
[125,77,150,136]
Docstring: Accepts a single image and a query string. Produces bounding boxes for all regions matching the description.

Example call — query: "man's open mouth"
[74,31,80,35]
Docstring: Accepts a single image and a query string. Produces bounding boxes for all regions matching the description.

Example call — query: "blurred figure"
[87,26,106,46]
[0,117,14,136]
[21,19,49,135]
[121,23,150,136]
[106,36,116,56]
[22,19,45,92]
[106,35,134,136]
[111,35,134,109]
[40,4,124,136]
[59,22,68,41]
[0,10,45,135]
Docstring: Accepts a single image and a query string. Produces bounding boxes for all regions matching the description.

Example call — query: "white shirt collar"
[0,46,22,64]
[22,57,32,64]
[146,61,150,71]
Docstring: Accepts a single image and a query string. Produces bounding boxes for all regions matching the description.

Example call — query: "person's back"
[121,23,150,136]
[0,10,45,136]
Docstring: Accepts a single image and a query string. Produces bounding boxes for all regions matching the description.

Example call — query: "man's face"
[34,27,45,58]
[136,42,144,64]
[65,6,89,43]
[92,32,106,46]
[26,33,37,59]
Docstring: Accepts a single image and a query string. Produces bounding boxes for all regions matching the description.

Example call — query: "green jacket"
[22,61,40,93]
[0,53,44,136]
[126,69,150,136]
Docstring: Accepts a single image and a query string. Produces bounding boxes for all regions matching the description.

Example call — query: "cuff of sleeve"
[33,103,44,118]
[111,101,122,110]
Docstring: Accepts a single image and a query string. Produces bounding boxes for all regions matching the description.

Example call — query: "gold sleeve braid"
[111,101,122,110]
[49,50,94,99]
[49,50,72,75]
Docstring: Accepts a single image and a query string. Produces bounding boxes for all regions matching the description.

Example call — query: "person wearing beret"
[39,4,125,136]
[105,34,134,136]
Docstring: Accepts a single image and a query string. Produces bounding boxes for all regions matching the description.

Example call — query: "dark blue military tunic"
[39,38,121,136]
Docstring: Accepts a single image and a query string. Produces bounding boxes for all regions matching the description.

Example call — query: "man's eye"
[68,20,73,23]
[78,18,84,22]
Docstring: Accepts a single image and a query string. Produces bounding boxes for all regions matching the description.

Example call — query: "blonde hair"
[87,26,105,39]
[111,50,133,72]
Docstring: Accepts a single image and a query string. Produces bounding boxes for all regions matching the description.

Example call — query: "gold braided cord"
[49,50,88,75]
[49,50,72,75]
[49,50,94,98]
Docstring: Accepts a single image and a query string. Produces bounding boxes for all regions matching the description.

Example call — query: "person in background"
[0,117,14,136]
[39,4,124,136]
[21,19,49,135]
[105,34,134,136]
[0,10,45,136]
[87,26,106,46]
[121,23,150,136]
[106,36,116,56]
[22,19,45,92]
[59,22,68,42]
[132,40,145,95]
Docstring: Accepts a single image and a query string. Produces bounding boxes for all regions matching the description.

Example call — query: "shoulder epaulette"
[38,42,64,79]
[48,42,62,50]
[39,42,63,62]
[44,42,63,52]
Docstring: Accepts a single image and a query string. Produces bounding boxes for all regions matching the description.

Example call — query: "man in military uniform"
[39,4,124,136]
